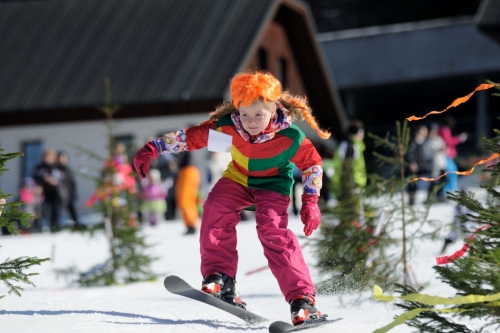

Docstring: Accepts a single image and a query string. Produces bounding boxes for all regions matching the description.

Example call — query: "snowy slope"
[0,196,475,333]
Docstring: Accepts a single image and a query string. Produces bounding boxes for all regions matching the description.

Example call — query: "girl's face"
[238,100,275,135]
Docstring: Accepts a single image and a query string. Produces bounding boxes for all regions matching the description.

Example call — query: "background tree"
[388,86,500,333]
[0,148,49,298]
[315,121,441,295]
[55,79,157,286]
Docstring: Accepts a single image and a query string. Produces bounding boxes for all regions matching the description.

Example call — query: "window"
[278,57,288,88]
[22,141,43,180]
[258,48,268,70]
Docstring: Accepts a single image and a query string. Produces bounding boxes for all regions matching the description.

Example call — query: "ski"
[269,317,342,333]
[164,275,268,324]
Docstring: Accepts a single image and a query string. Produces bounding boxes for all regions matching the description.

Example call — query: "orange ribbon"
[410,153,500,182]
[407,83,495,121]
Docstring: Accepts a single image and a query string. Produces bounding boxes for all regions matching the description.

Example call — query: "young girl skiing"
[134,71,330,325]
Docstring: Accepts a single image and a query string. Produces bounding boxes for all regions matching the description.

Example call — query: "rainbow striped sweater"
[154,114,323,196]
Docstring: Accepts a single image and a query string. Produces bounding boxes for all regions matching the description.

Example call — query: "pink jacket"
[438,125,461,159]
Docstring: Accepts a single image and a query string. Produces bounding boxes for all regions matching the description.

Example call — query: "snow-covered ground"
[0,191,481,333]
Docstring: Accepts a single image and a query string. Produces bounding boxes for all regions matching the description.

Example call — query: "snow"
[0,192,481,333]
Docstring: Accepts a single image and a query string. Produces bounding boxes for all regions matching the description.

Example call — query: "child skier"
[134,70,330,325]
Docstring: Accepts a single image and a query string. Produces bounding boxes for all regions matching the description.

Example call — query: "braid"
[209,99,237,121]
[281,91,331,139]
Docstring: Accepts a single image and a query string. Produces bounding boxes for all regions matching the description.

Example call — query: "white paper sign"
[208,129,233,153]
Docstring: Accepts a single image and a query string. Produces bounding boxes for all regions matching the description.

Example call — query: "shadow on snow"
[0,310,267,330]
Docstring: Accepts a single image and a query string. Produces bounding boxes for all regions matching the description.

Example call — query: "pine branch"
[0,146,49,298]
[0,256,50,297]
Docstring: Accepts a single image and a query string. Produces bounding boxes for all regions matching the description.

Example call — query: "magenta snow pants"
[200,177,315,302]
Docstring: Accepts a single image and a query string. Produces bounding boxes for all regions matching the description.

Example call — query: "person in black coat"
[57,151,84,230]
[33,149,63,232]
[406,125,434,206]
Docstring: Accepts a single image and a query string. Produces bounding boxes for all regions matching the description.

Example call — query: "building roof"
[318,16,500,89]
[0,0,274,111]
[0,0,346,140]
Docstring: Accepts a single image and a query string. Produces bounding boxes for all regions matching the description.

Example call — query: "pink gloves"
[300,194,321,236]
[133,142,159,178]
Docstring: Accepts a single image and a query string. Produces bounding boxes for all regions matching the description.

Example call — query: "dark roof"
[0,0,274,111]
[0,0,346,140]
[318,17,500,89]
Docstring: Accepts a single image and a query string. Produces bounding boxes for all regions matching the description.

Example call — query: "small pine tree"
[0,148,50,298]
[377,82,500,333]
[315,121,440,294]
[55,78,157,286]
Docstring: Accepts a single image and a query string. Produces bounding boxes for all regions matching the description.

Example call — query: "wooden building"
[0,0,346,212]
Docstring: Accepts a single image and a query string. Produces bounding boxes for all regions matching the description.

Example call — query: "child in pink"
[134,71,330,325]
[19,177,43,232]
[140,169,167,226]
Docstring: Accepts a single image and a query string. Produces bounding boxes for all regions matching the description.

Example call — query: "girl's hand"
[133,142,159,178]
[300,194,321,236]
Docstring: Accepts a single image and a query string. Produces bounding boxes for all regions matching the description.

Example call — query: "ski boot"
[290,294,323,326]
[201,272,247,309]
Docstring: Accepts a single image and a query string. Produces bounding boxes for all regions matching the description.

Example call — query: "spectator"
[85,142,136,209]
[441,189,477,254]
[33,149,63,232]
[438,116,467,193]
[406,125,433,206]
[159,152,179,220]
[57,151,84,230]
[426,123,447,202]
[332,120,367,199]
[0,198,5,217]
[175,151,200,235]
[19,177,43,232]
[140,168,167,226]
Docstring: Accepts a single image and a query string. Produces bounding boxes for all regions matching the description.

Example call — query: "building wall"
[0,114,210,215]
[247,21,306,94]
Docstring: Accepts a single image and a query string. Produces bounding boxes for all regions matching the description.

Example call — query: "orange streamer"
[407,83,495,121]
[409,153,500,182]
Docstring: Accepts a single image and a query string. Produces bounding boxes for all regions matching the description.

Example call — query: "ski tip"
[269,320,296,333]
[269,317,343,333]
[164,275,184,290]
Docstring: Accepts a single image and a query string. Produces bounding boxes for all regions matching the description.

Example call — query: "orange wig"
[218,71,330,139]
[230,71,281,108]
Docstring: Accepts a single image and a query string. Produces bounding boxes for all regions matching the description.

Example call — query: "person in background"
[406,125,433,206]
[159,152,179,220]
[33,149,63,232]
[438,116,467,193]
[441,189,476,254]
[19,177,43,233]
[316,145,333,206]
[175,151,200,235]
[426,123,448,203]
[57,151,84,230]
[85,142,136,211]
[133,70,329,326]
[0,198,5,217]
[140,168,167,226]
[332,120,367,199]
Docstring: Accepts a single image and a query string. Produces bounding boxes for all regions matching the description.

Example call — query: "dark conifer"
[0,148,50,298]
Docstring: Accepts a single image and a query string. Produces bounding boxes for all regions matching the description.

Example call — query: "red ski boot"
[290,294,322,326]
[201,272,247,309]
